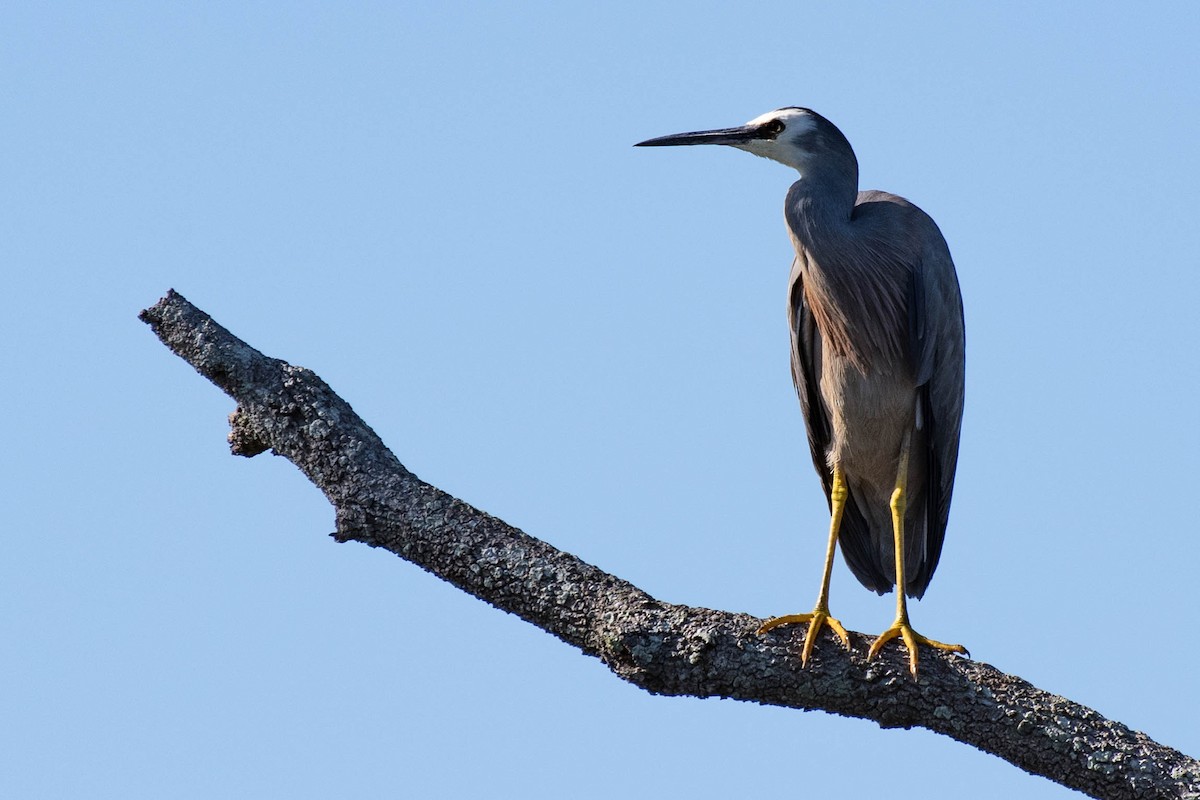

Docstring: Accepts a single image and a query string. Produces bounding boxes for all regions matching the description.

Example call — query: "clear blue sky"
[4,3,1198,797]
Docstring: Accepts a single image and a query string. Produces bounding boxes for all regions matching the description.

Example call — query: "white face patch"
[745,108,817,134]
[733,108,818,170]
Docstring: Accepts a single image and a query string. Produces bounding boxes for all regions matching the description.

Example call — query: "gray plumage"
[789,183,964,598]
[636,107,964,601]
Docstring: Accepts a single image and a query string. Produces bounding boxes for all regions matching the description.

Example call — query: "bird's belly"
[820,356,917,492]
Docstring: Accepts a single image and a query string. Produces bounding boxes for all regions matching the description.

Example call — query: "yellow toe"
[758,608,850,666]
[867,619,967,677]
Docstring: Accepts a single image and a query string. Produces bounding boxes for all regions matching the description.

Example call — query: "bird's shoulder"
[853,189,927,226]
[855,188,910,206]
[853,190,952,264]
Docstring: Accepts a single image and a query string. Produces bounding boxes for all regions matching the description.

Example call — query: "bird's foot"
[757,606,850,666]
[867,618,967,678]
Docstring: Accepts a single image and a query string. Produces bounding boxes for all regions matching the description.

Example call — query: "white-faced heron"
[636,108,966,676]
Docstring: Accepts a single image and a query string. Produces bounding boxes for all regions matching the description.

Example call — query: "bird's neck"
[785,176,857,250]
[786,175,908,371]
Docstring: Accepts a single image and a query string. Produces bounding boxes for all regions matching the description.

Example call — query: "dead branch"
[140,289,1199,800]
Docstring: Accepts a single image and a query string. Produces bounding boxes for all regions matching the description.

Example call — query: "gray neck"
[785,170,908,372]
[785,168,857,252]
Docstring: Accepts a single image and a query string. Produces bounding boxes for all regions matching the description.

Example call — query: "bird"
[635,108,966,677]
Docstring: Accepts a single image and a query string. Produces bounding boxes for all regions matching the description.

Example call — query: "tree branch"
[140,289,1198,800]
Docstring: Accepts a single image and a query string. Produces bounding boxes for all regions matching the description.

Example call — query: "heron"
[635,108,966,677]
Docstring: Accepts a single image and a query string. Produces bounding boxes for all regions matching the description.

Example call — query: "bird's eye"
[762,119,786,137]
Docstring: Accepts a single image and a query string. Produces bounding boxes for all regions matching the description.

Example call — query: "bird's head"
[635,107,856,180]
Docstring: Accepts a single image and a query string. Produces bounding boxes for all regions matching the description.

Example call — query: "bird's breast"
[819,350,917,483]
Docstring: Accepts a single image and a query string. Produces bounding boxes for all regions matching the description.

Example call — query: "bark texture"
[141,290,1199,800]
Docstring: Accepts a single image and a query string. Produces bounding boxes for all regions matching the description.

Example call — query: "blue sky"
[4,3,1199,797]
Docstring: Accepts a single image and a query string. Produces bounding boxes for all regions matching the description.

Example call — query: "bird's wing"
[905,241,966,597]
[787,257,833,497]
[788,258,891,593]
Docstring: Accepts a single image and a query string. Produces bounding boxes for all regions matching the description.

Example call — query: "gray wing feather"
[905,240,965,598]
[787,258,831,495]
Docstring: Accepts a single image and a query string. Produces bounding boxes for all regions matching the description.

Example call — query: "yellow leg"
[867,430,967,677]
[757,469,851,665]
